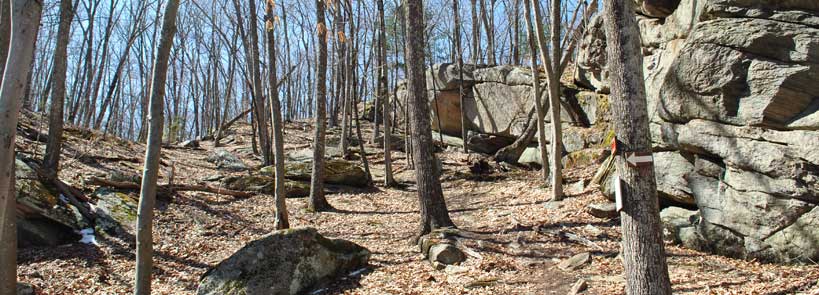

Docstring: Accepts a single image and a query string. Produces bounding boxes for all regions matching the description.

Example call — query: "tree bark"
[265,0,290,229]
[134,1,179,294]
[405,0,455,236]
[0,0,10,79]
[309,0,332,212]
[469,0,480,64]
[602,0,673,294]
[42,0,74,182]
[0,1,41,293]
[247,0,272,166]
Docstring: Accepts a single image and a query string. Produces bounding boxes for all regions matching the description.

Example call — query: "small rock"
[570,279,589,294]
[179,139,200,148]
[429,243,466,265]
[587,203,618,219]
[17,282,34,295]
[543,200,564,210]
[558,252,591,271]
[207,148,248,171]
[584,224,603,238]
[444,264,470,274]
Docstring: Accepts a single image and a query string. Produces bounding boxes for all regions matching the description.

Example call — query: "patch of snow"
[309,288,328,295]
[78,228,98,246]
[59,194,69,204]
[348,267,368,277]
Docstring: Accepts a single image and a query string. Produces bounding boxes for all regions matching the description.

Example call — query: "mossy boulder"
[93,188,138,236]
[222,175,310,198]
[197,227,370,295]
[15,159,86,247]
[260,159,368,188]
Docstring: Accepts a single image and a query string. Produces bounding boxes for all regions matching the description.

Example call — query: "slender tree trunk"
[265,0,290,229]
[530,0,563,200]
[405,0,455,236]
[309,0,332,212]
[338,3,354,158]
[246,0,272,166]
[602,0,673,293]
[526,5,549,182]
[0,1,41,293]
[479,0,495,65]
[134,1,179,294]
[469,0,480,64]
[43,0,74,182]
[377,0,395,186]
[454,0,469,154]
[0,0,9,78]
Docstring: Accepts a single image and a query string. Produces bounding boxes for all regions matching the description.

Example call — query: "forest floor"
[14,113,819,295]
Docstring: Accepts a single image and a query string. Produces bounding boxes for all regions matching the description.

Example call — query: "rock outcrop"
[579,0,819,263]
[15,159,87,247]
[395,64,589,141]
[197,227,369,295]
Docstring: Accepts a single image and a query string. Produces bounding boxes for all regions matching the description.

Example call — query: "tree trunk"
[602,1,673,294]
[247,0,272,166]
[405,0,455,236]
[0,0,10,78]
[265,0,289,229]
[523,0,549,182]
[309,0,332,212]
[454,0,469,154]
[134,1,179,294]
[530,0,563,201]
[43,0,74,182]
[469,0,480,64]
[0,1,41,292]
[377,0,395,187]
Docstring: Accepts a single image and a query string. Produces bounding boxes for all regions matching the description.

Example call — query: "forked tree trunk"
[134,1,179,294]
[530,0,563,201]
[0,1,41,293]
[602,0,672,294]
[309,0,332,212]
[265,0,289,229]
[405,0,455,236]
[43,0,74,182]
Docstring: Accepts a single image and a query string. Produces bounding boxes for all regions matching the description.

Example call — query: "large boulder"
[207,148,248,171]
[15,159,86,247]
[399,64,587,139]
[222,175,310,198]
[580,0,819,263]
[198,228,369,295]
[261,159,368,188]
[93,189,138,236]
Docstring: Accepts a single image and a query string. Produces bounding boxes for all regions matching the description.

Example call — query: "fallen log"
[86,177,253,198]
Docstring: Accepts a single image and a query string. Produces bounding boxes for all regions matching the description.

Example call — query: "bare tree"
[134,0,180,294]
[602,0,672,293]
[377,0,395,186]
[309,0,332,212]
[405,0,455,236]
[43,0,75,182]
[454,0,469,154]
[0,1,42,293]
[265,0,290,229]
[247,0,273,166]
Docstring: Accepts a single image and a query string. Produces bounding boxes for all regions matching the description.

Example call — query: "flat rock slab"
[587,203,618,219]
[558,252,591,271]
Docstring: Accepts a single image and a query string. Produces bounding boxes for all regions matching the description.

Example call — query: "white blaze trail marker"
[626,151,653,168]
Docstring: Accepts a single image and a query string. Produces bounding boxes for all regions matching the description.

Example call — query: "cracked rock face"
[579,0,819,263]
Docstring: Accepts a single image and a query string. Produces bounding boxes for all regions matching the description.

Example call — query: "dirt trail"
[14,118,819,294]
